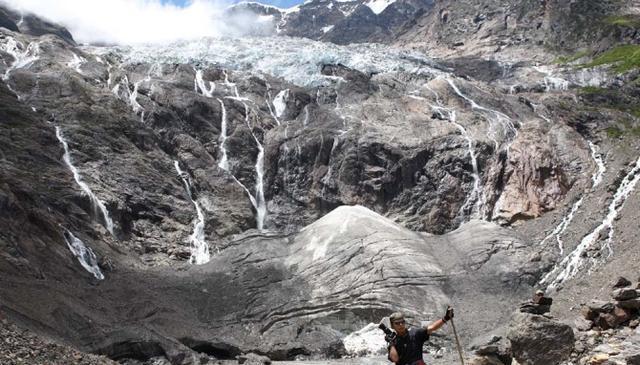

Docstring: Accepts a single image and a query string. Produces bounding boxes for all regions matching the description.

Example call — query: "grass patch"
[606,126,624,138]
[604,14,640,28]
[579,86,607,94]
[555,50,590,65]
[582,45,640,73]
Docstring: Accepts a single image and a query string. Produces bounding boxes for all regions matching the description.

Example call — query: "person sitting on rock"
[519,289,552,314]
[385,307,454,365]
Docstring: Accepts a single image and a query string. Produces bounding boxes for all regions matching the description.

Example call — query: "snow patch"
[343,323,387,356]
[365,0,396,14]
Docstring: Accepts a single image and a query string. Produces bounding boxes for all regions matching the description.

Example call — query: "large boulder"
[507,312,575,365]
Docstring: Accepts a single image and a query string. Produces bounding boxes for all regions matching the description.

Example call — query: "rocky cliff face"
[395,0,640,60]
[1,1,640,364]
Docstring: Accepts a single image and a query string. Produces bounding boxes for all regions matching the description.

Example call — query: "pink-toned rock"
[595,313,619,330]
[490,124,570,224]
[612,306,631,324]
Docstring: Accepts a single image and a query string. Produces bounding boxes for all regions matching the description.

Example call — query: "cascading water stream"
[273,89,289,119]
[67,53,86,74]
[63,229,104,280]
[444,77,517,151]
[0,37,40,99]
[239,102,267,231]
[193,69,231,172]
[194,69,215,97]
[264,84,282,126]
[533,65,570,92]
[411,88,484,219]
[321,135,341,199]
[588,141,606,187]
[536,130,606,255]
[195,69,267,230]
[174,161,210,264]
[217,99,230,171]
[541,155,640,290]
[55,126,115,236]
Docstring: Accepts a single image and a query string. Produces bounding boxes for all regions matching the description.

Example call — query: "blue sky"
[163,0,304,9]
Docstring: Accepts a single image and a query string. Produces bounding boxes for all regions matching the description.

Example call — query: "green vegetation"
[604,14,640,28]
[605,126,624,138]
[582,45,640,73]
[579,86,607,94]
[554,50,590,65]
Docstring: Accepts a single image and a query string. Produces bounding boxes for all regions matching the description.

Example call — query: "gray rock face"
[225,0,434,44]
[0,5,75,45]
[507,312,575,365]
[395,0,640,60]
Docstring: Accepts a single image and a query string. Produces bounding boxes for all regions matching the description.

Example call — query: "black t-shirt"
[391,327,429,365]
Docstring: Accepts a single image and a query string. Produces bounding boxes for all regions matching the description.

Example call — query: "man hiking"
[385,306,454,365]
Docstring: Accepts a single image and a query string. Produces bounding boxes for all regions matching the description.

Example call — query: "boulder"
[613,277,632,288]
[588,353,609,365]
[581,305,598,321]
[595,313,619,330]
[575,317,594,331]
[586,300,615,313]
[612,306,632,325]
[617,299,640,310]
[612,288,639,301]
[467,355,506,365]
[626,352,640,365]
[507,312,574,365]
[470,334,511,365]
[237,353,271,364]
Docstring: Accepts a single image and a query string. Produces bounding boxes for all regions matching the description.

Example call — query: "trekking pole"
[449,316,465,365]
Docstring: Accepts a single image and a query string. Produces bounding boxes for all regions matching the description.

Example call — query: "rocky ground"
[0,316,116,365]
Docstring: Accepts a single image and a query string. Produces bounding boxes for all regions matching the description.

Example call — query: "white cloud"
[0,0,271,45]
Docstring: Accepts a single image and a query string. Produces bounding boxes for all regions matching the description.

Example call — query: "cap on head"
[389,312,405,322]
[535,289,545,296]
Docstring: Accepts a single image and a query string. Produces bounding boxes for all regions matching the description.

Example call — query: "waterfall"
[240,102,267,231]
[538,139,605,259]
[55,126,115,236]
[63,229,104,280]
[217,99,230,171]
[321,136,341,199]
[0,37,40,99]
[412,88,484,220]
[273,89,290,118]
[194,69,266,230]
[67,53,86,74]
[588,141,606,187]
[538,197,584,255]
[174,161,210,265]
[194,69,215,97]
[541,155,640,290]
[302,105,310,126]
[265,87,282,125]
[444,77,517,151]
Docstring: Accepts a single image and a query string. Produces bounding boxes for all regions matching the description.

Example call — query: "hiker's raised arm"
[425,306,454,334]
